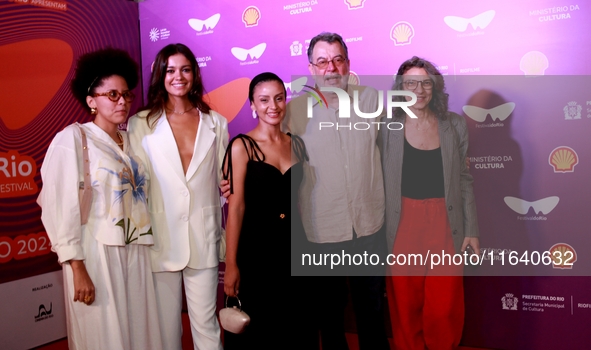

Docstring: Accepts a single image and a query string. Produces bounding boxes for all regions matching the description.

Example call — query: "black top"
[401,137,445,199]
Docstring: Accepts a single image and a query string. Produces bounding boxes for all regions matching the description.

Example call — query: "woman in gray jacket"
[381,56,479,350]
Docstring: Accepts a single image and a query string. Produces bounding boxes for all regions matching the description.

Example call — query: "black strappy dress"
[222,133,307,348]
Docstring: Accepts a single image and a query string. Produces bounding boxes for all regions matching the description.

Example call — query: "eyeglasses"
[92,90,135,102]
[310,56,348,69]
[402,79,434,90]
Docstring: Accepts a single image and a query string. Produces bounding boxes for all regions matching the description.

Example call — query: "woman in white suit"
[128,43,227,350]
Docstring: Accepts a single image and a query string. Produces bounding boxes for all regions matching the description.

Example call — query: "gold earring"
[90,107,97,115]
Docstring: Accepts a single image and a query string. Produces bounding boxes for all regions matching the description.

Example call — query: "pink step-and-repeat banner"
[138,0,591,349]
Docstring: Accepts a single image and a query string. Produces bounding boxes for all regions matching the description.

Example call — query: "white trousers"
[64,243,162,350]
[153,267,222,350]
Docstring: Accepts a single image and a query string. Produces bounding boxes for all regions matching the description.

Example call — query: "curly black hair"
[70,47,139,112]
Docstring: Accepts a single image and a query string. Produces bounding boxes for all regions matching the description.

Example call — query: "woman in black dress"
[222,72,307,348]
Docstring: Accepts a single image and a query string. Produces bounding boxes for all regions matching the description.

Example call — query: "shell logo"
[520,51,548,76]
[348,71,360,85]
[549,243,577,269]
[390,21,414,46]
[548,146,578,173]
[345,0,366,10]
[242,6,261,27]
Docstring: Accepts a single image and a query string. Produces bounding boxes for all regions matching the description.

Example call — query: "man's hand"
[220,179,231,201]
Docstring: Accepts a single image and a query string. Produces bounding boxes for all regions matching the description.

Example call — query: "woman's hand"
[70,260,95,305]
[224,263,240,297]
[220,179,231,202]
[461,237,480,256]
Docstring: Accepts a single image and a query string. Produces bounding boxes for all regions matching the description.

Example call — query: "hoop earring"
[90,107,97,115]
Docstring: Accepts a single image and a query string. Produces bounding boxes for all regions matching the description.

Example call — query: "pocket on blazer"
[202,205,222,244]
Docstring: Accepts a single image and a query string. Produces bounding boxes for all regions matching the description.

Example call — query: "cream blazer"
[128,109,228,272]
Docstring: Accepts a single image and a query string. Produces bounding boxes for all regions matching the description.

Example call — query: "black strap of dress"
[290,133,309,164]
[222,133,308,194]
[222,134,262,195]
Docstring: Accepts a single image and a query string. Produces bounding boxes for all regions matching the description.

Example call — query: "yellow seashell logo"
[548,146,578,173]
[348,71,360,85]
[345,0,366,10]
[549,243,577,269]
[519,51,548,76]
[390,21,415,46]
[242,6,261,27]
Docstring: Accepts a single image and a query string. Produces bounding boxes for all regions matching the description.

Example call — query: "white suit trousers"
[153,267,222,350]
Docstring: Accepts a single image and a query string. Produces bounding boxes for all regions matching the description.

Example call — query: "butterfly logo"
[504,196,559,215]
[284,77,307,94]
[463,102,515,122]
[444,10,495,32]
[231,43,266,61]
[188,14,221,32]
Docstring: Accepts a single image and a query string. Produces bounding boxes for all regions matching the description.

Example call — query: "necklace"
[415,116,436,132]
[166,105,194,115]
[416,122,432,132]
[116,131,124,147]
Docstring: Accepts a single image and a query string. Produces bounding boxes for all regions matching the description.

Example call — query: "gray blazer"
[380,112,479,253]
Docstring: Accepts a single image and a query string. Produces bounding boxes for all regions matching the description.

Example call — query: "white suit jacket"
[128,109,228,272]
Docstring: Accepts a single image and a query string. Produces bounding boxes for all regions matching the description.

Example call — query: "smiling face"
[164,53,194,98]
[402,67,433,112]
[86,75,131,128]
[250,80,286,127]
[308,41,350,90]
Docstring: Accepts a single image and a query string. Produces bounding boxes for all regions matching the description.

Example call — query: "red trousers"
[386,197,464,350]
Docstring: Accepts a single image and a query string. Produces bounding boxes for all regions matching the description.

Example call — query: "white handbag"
[219,296,250,334]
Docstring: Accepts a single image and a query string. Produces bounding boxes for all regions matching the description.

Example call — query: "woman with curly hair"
[381,56,480,349]
[128,43,227,350]
[37,48,162,349]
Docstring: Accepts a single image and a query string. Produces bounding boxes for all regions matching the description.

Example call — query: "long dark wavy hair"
[393,56,449,120]
[143,43,211,127]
